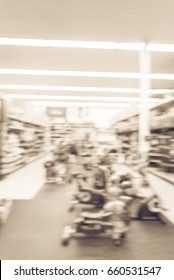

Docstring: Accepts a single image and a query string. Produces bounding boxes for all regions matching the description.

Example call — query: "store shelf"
[148,167,174,185]
[113,109,139,155]
[113,98,174,176]
[25,153,46,164]
[148,104,174,172]
[147,171,174,225]
[1,163,25,176]
[150,98,174,112]
[0,111,49,180]
[50,121,96,145]
[149,159,161,163]
[0,154,49,200]
[9,115,45,127]
[1,153,46,176]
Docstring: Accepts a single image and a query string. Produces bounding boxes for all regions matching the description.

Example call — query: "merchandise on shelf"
[148,99,174,172]
[113,98,174,174]
[115,114,139,155]
[0,116,47,178]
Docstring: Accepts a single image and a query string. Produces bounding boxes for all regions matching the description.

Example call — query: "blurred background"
[0,0,174,260]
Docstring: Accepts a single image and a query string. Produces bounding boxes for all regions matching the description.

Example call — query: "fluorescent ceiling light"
[31,101,131,108]
[6,94,161,103]
[148,74,174,80]
[6,94,140,102]
[0,38,145,50]
[1,69,174,81]
[1,38,174,52]
[146,44,174,52]
[0,68,143,79]
[1,84,173,94]
[148,89,174,94]
[136,103,156,108]
[113,43,145,50]
[0,84,142,93]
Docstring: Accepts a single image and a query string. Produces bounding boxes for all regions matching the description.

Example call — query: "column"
[138,47,151,159]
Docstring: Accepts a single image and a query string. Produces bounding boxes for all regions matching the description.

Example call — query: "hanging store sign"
[47,107,66,118]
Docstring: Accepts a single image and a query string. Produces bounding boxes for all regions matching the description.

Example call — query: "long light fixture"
[6,94,140,102]
[0,68,143,79]
[1,84,174,94]
[0,38,145,50]
[146,44,174,52]
[1,68,174,80]
[31,101,131,108]
[0,84,142,93]
[148,73,174,80]
[136,103,157,108]
[6,94,161,103]
[148,89,174,94]
[1,38,174,52]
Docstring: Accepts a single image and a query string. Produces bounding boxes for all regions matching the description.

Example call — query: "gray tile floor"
[0,182,174,260]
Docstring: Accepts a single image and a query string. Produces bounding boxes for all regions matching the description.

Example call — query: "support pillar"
[138,48,151,159]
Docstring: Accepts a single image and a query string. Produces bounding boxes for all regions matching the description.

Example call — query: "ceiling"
[0,0,174,108]
[1,0,174,42]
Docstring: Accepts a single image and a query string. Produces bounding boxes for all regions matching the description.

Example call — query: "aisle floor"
[0,155,50,200]
[0,181,174,260]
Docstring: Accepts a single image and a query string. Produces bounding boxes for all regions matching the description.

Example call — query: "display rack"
[50,123,73,144]
[49,121,96,145]
[148,99,174,172]
[0,100,47,180]
[114,113,139,155]
[113,98,174,175]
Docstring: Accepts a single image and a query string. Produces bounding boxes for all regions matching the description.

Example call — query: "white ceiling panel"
[0,0,174,102]
[0,0,174,42]
[0,46,139,72]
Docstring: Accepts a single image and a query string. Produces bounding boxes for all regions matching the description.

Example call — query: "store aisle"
[0,181,174,260]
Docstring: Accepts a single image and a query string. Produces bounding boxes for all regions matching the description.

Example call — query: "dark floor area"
[0,182,174,260]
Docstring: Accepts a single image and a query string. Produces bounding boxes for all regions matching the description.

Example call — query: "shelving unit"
[50,121,96,145]
[113,98,174,176]
[0,107,47,179]
[148,99,174,172]
[114,112,139,155]
[50,123,73,144]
